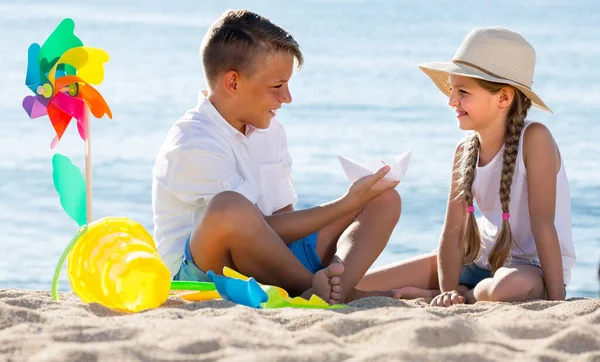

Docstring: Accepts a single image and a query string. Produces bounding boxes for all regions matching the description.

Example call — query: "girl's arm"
[437,141,469,293]
[523,123,565,300]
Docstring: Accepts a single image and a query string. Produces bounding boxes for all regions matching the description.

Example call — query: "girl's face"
[448,75,508,132]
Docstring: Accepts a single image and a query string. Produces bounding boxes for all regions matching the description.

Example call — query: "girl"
[358,27,576,306]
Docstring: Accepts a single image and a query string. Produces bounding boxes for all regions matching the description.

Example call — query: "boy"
[152,9,401,303]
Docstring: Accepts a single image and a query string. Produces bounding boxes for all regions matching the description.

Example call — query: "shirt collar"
[196,92,257,139]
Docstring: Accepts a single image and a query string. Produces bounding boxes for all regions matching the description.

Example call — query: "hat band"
[452,59,531,89]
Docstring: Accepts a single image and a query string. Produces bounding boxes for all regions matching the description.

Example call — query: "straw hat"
[418,27,552,113]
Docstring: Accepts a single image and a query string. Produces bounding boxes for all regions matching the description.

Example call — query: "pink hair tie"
[502,213,510,221]
[467,206,475,213]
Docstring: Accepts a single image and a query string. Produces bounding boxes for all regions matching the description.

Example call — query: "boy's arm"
[524,123,565,300]
[262,122,394,243]
[264,166,398,244]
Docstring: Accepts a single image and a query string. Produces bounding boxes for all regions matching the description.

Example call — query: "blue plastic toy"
[207,271,268,308]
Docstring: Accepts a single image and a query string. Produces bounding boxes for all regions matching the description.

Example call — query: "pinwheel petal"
[50,91,85,121]
[79,83,112,119]
[76,109,87,141]
[38,18,83,74]
[47,102,72,148]
[25,43,41,93]
[54,75,112,119]
[22,95,49,119]
[48,47,109,86]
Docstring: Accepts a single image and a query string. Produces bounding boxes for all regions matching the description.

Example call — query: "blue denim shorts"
[459,259,547,290]
[458,264,494,290]
[173,232,324,281]
[459,261,566,296]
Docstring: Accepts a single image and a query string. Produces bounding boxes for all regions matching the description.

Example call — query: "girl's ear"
[498,86,515,110]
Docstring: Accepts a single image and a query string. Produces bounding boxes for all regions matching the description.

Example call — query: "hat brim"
[418,61,552,114]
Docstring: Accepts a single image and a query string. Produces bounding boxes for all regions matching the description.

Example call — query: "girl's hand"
[430,290,465,307]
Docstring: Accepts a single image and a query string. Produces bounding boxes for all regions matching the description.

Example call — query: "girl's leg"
[356,252,440,299]
[464,264,545,303]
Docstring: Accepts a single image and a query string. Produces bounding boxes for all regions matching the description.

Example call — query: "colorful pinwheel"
[22,18,112,149]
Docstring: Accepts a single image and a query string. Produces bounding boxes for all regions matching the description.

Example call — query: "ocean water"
[0,0,598,298]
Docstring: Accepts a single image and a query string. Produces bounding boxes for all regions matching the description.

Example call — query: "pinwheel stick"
[85,108,92,223]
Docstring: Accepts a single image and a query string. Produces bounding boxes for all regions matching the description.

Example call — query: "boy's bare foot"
[303,263,345,304]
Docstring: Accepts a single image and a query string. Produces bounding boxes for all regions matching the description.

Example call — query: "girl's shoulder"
[522,121,554,141]
[521,121,560,172]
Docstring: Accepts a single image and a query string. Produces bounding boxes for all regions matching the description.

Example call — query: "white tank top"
[472,121,576,284]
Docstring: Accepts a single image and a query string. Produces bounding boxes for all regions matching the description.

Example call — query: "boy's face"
[235,52,294,129]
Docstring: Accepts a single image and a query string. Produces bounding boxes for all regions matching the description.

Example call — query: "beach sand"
[0,289,598,361]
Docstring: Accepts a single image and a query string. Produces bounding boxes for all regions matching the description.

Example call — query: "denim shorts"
[459,258,543,290]
[173,232,325,282]
[459,260,567,296]
[458,264,494,290]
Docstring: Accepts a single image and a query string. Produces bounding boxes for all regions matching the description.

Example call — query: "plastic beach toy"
[223,266,289,298]
[221,268,346,310]
[23,18,112,150]
[170,281,220,301]
[67,217,171,312]
[24,19,172,313]
[24,18,112,227]
[207,271,269,308]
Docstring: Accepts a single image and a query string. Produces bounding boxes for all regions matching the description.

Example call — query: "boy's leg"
[464,265,545,303]
[314,189,403,301]
[188,191,344,303]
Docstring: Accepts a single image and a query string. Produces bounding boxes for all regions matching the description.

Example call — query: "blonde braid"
[458,133,482,264]
[487,93,532,272]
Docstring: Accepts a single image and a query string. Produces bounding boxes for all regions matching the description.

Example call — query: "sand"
[0,289,599,362]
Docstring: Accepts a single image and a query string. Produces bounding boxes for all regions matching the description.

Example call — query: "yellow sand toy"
[66,217,171,312]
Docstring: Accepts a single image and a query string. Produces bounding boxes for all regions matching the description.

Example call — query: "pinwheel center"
[36,83,53,99]
[66,83,79,97]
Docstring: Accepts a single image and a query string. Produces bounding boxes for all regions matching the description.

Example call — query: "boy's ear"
[498,86,515,110]
[222,71,239,95]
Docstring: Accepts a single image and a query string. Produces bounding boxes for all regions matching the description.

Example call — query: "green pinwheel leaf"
[39,18,83,74]
[52,154,87,226]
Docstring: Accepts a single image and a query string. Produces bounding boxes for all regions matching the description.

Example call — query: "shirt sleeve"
[276,126,299,209]
[154,145,260,206]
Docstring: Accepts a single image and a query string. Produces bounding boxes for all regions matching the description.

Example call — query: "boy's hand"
[430,290,465,307]
[345,166,399,210]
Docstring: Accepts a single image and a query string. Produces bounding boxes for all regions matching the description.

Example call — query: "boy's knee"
[366,189,402,220]
[204,191,261,227]
[208,191,254,211]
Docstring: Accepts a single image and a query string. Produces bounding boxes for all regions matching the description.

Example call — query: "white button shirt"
[152,93,298,276]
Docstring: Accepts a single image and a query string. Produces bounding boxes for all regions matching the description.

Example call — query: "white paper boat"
[337,151,412,183]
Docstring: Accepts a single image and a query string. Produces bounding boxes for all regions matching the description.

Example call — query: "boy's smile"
[236,52,295,130]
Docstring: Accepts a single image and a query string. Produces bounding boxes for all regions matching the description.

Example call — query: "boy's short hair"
[200,9,303,88]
